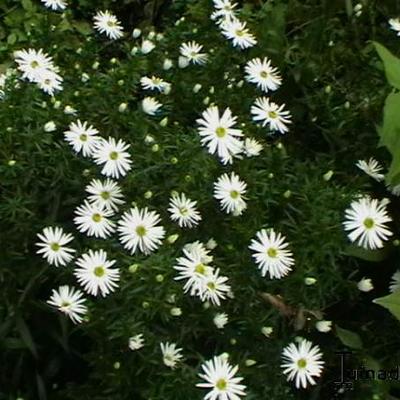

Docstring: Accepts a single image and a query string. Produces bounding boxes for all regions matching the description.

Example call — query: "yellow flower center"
[216,127,226,138]
[216,378,228,391]
[297,358,307,369]
[94,266,105,277]
[260,71,269,78]
[50,242,60,251]
[136,225,147,237]
[363,217,375,229]
[207,281,216,290]
[268,111,278,119]
[107,20,116,27]
[267,247,278,258]
[109,151,119,160]
[195,263,206,274]
[30,60,39,68]
[80,134,88,142]
[61,301,70,308]
[179,207,189,216]
[92,213,102,223]
[235,29,245,37]
[230,190,240,199]
[101,191,110,200]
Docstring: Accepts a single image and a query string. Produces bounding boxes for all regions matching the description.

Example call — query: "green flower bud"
[129,264,140,273]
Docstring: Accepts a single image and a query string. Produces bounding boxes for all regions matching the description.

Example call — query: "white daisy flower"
[180,41,208,65]
[93,10,124,40]
[197,355,246,400]
[140,76,170,93]
[142,96,162,115]
[184,241,214,264]
[357,277,373,292]
[74,200,115,239]
[92,137,132,179]
[35,69,63,96]
[251,97,292,133]
[212,0,237,21]
[196,106,244,164]
[243,137,263,157]
[343,197,392,250]
[160,342,183,369]
[200,269,231,306]
[14,48,54,82]
[214,172,247,216]
[168,193,201,228]
[174,247,214,296]
[355,158,385,181]
[245,57,282,93]
[64,120,101,157]
[36,227,75,267]
[281,339,324,389]
[85,178,125,212]
[249,229,294,279]
[41,0,67,11]
[0,73,6,99]
[221,18,257,49]
[213,312,229,329]
[129,334,145,351]
[389,271,400,292]
[140,39,156,54]
[47,285,87,324]
[74,249,120,297]
[118,207,165,255]
[389,18,400,36]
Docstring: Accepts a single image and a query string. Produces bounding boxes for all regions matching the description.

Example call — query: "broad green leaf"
[380,92,400,155]
[374,42,400,90]
[335,325,363,349]
[373,291,400,322]
[21,0,33,11]
[344,244,388,262]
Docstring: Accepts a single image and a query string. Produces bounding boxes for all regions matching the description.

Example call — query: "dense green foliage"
[2,1,400,399]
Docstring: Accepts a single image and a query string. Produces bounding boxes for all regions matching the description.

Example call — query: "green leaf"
[344,244,388,262]
[21,0,34,11]
[374,42,400,90]
[73,21,92,35]
[16,316,38,359]
[7,33,17,45]
[335,325,363,349]
[373,291,400,322]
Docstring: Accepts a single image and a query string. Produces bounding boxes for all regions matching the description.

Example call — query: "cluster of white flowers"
[14,48,63,96]
[174,241,231,306]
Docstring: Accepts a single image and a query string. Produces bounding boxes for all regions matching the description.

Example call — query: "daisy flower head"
[197,355,246,400]
[93,10,124,40]
[343,197,392,250]
[74,200,115,239]
[180,41,208,65]
[184,241,214,264]
[36,227,75,267]
[118,207,165,255]
[129,334,145,351]
[64,120,101,157]
[281,339,324,389]
[243,137,263,157]
[356,158,385,182]
[41,0,67,11]
[35,69,63,96]
[196,106,244,164]
[390,271,400,293]
[160,342,183,369]
[92,137,132,179]
[212,0,237,22]
[74,249,120,297]
[85,178,125,212]
[213,312,229,329]
[14,48,54,82]
[214,172,247,216]
[249,228,294,279]
[221,18,257,49]
[245,57,282,93]
[168,193,201,228]
[174,247,214,296]
[389,18,400,36]
[251,97,292,133]
[47,285,87,324]
[140,76,170,93]
[142,96,162,115]
[200,268,231,306]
